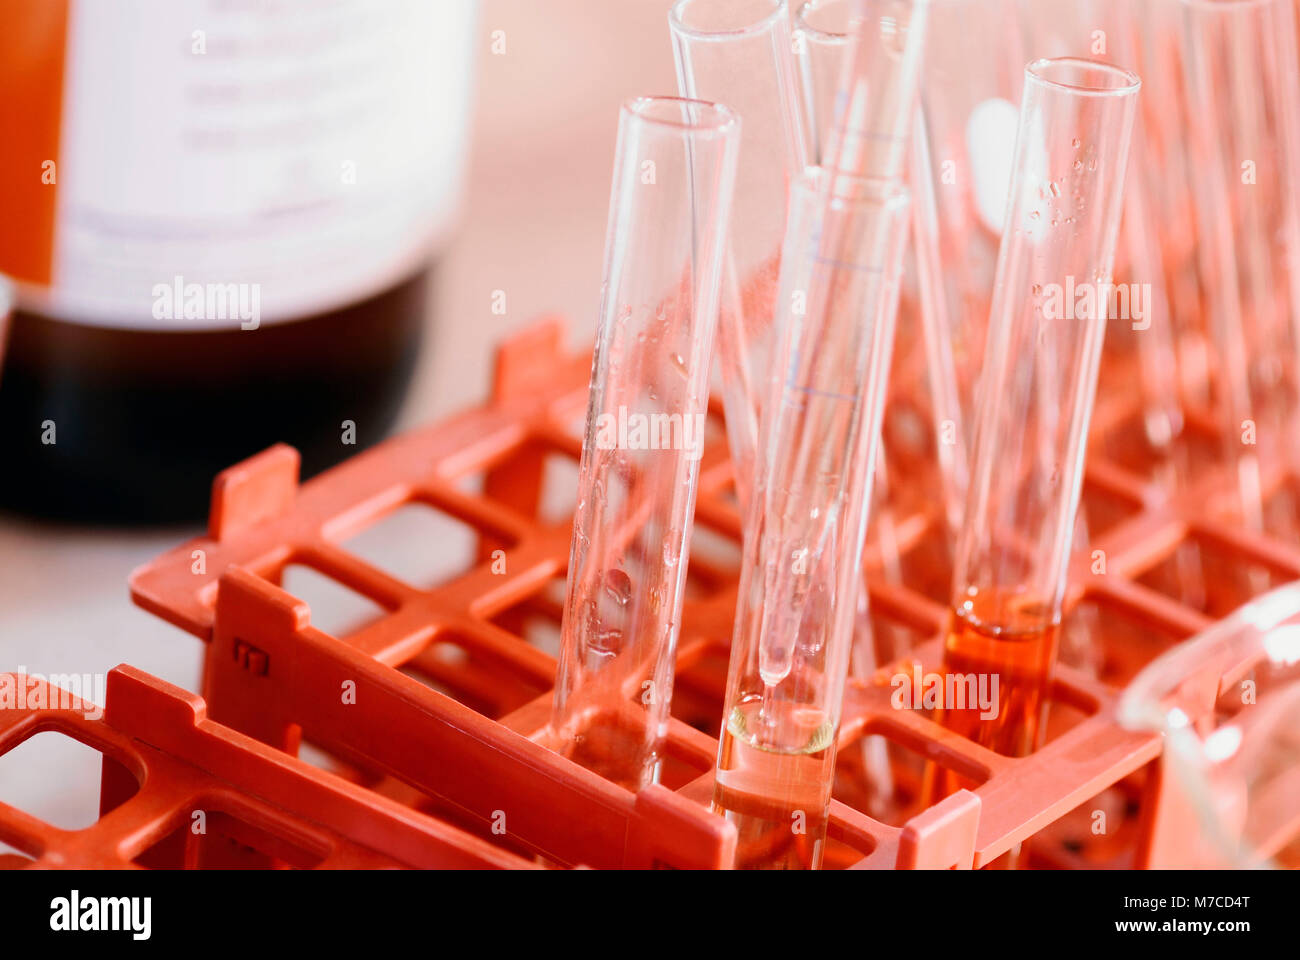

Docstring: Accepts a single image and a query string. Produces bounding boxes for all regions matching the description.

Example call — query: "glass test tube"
[1020,2,1186,462]
[794,0,929,816]
[794,2,905,580]
[925,59,1139,799]
[1019,2,1205,655]
[550,98,741,792]
[820,0,929,183]
[708,1,925,868]
[913,0,1026,467]
[793,0,854,167]
[670,0,810,515]
[712,168,911,869]
[797,0,961,538]
[792,0,930,565]
[795,0,1012,592]
[1181,0,1300,538]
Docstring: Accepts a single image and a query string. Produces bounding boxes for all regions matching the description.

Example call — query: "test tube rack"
[7,315,1296,868]
[0,667,534,868]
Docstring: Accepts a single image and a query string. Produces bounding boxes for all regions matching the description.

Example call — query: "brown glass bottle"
[0,0,477,525]
[0,269,430,525]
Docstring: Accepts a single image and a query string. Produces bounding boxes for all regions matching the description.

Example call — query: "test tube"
[1019,2,1204,656]
[794,0,930,811]
[913,0,1026,464]
[1020,2,1186,463]
[1180,0,1300,537]
[800,0,1017,574]
[821,0,929,181]
[792,1,930,575]
[670,0,810,515]
[925,58,1139,796]
[796,0,964,531]
[794,2,907,563]
[793,0,854,167]
[712,167,911,869]
[703,1,924,867]
[550,98,741,792]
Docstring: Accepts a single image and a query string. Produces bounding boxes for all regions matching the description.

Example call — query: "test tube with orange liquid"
[710,0,927,869]
[922,60,1141,854]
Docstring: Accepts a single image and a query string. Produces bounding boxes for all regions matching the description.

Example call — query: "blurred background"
[0,0,677,693]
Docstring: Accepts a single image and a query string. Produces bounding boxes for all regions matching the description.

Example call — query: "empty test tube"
[670,0,810,515]
[712,168,910,869]
[550,98,741,792]
[1021,2,1187,477]
[912,0,1026,465]
[925,59,1139,805]
[793,0,855,167]
[820,0,928,182]
[796,0,964,534]
[795,3,972,548]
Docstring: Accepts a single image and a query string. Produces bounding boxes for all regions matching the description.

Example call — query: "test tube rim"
[794,0,855,45]
[1024,57,1141,99]
[621,96,741,137]
[669,0,789,43]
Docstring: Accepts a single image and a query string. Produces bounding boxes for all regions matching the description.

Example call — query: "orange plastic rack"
[0,668,533,868]
[109,315,1300,869]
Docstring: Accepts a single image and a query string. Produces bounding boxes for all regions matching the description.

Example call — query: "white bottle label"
[19,0,478,330]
